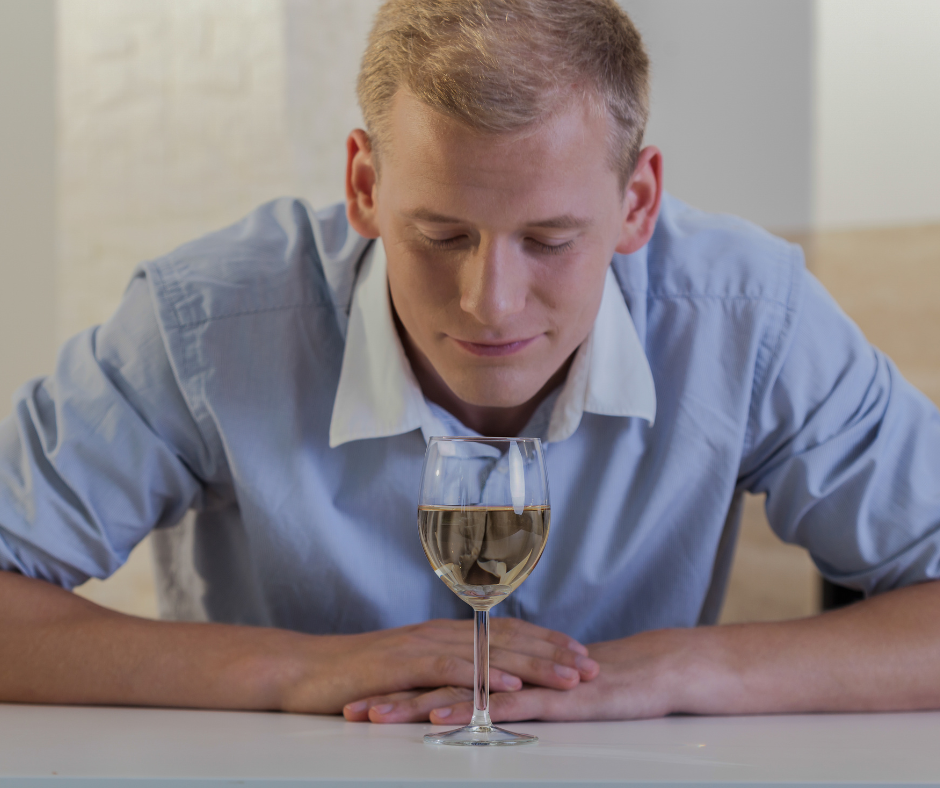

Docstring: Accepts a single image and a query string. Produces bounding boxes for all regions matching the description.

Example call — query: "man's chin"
[441,374,547,411]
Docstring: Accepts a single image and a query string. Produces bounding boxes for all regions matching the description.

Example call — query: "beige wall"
[0,0,57,417]
[815,0,940,228]
[623,0,815,232]
[57,0,296,342]
[56,0,383,347]
[283,0,380,209]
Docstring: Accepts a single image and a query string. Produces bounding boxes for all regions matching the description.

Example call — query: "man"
[2,0,940,725]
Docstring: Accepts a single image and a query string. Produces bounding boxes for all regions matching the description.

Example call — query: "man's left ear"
[614,145,663,255]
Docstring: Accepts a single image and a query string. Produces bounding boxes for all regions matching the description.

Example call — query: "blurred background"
[1,0,938,622]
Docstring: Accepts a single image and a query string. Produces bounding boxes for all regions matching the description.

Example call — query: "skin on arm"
[0,570,596,711]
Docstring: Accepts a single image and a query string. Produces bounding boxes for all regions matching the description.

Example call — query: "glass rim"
[428,435,542,444]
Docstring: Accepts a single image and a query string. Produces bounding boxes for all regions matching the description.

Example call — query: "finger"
[404,642,577,692]
[417,618,590,658]
[430,688,559,725]
[490,641,599,683]
[491,667,524,691]
[413,621,597,680]
[368,686,474,724]
[343,690,423,721]
[489,617,590,656]
[489,687,562,722]
[488,645,600,690]
[404,652,522,694]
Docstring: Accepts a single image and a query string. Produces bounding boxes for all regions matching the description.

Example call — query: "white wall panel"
[815,0,940,228]
[622,0,815,232]
[284,0,382,210]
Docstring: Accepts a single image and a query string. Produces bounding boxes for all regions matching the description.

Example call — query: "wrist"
[659,625,747,716]
[258,628,375,714]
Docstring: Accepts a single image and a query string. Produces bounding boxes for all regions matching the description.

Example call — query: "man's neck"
[395,315,571,438]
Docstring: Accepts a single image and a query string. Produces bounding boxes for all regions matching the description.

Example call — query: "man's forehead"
[386,89,611,169]
[378,90,624,216]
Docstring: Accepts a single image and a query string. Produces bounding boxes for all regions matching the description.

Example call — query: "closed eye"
[418,235,574,255]
[418,234,468,251]
[528,239,574,255]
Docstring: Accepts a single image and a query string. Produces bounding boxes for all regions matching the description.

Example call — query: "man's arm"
[0,570,597,712]
[364,579,940,723]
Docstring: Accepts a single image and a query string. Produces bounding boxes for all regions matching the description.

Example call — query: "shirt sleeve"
[0,274,214,589]
[739,270,940,596]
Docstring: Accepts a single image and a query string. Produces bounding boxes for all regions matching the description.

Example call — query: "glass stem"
[470,608,491,728]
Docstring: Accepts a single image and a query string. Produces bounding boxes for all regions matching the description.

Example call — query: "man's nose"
[458,237,527,325]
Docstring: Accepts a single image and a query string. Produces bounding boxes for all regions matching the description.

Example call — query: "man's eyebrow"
[406,209,592,229]
[406,209,465,224]
[527,214,593,230]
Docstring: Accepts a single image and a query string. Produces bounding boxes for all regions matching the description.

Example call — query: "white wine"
[418,505,550,611]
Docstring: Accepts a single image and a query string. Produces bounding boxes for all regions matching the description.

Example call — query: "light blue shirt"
[2,195,939,642]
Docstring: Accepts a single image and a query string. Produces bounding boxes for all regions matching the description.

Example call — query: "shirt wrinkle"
[742,246,803,462]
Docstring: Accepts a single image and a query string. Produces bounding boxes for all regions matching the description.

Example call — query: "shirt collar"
[328,240,656,449]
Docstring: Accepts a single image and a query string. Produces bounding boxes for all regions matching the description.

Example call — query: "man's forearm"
[677,580,940,715]
[0,570,323,710]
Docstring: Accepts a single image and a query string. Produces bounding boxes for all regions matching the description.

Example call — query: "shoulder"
[139,198,368,329]
[636,193,804,310]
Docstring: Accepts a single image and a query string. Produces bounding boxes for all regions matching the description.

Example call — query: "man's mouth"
[450,336,539,357]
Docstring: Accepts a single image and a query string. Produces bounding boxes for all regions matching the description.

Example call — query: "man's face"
[367,92,635,409]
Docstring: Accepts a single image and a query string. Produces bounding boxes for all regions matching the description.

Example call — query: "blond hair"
[357,0,650,187]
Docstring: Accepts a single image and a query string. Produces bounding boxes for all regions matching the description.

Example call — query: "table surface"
[2,703,940,787]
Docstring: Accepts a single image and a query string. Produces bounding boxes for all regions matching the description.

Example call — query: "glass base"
[424,723,537,746]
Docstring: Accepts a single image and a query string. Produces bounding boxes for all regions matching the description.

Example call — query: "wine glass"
[417,436,550,746]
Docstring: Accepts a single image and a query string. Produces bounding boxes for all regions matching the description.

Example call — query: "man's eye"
[419,235,467,250]
[417,235,574,255]
[528,239,575,255]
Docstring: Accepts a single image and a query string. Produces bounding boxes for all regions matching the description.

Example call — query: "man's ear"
[346,129,380,239]
[614,145,663,255]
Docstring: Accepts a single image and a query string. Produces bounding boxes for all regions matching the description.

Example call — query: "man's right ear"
[345,129,380,239]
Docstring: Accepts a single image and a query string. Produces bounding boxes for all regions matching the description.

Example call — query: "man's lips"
[449,335,539,357]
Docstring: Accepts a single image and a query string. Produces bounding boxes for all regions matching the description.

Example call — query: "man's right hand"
[0,571,596,714]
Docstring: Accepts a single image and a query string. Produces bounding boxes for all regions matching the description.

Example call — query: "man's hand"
[419,631,690,724]
[335,618,599,722]
[344,629,680,724]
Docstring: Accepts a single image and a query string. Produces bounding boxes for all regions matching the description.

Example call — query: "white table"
[2,703,939,786]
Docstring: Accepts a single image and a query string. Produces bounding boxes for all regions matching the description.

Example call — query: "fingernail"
[568,639,590,656]
[373,703,394,715]
[554,664,578,680]
[345,700,368,713]
[576,655,599,673]
[433,707,452,719]
[505,675,522,690]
